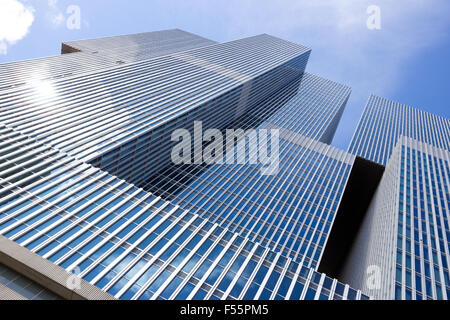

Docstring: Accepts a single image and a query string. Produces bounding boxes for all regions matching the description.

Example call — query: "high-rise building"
[0,33,310,187]
[0,121,366,300]
[0,29,217,91]
[342,96,450,300]
[0,30,370,300]
[342,137,450,300]
[0,29,448,301]
[144,72,352,269]
[349,95,450,166]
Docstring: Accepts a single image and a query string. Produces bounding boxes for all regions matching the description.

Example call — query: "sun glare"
[30,79,57,99]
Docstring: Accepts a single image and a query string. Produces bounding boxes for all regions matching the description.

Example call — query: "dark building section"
[318,157,384,279]
[61,43,82,54]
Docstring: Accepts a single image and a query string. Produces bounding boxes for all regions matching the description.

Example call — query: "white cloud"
[0,0,34,55]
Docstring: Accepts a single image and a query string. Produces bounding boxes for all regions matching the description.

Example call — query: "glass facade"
[62,28,217,59]
[395,140,450,300]
[349,95,450,166]
[342,137,449,300]
[344,110,450,302]
[0,34,310,188]
[342,95,449,300]
[0,28,364,300]
[0,29,216,92]
[0,124,367,300]
[143,72,353,268]
[2,29,447,301]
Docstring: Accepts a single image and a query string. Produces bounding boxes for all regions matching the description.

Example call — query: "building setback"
[342,137,450,300]
[342,95,449,300]
[0,34,310,187]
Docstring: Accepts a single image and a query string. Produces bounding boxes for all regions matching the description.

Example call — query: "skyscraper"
[0,29,448,302]
[0,30,370,300]
[0,29,217,91]
[0,120,366,300]
[143,72,352,269]
[0,33,310,187]
[342,97,450,300]
[349,94,450,166]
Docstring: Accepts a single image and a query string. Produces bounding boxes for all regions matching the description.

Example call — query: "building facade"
[143,72,352,269]
[342,96,450,300]
[0,123,367,300]
[0,30,371,300]
[342,137,450,300]
[349,95,450,166]
[0,29,448,301]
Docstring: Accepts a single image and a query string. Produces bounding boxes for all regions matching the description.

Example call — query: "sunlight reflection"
[30,79,57,99]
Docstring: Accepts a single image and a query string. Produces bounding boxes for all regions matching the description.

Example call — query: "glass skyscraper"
[349,94,450,166]
[143,72,352,269]
[342,97,450,300]
[0,119,365,300]
[0,29,217,91]
[0,29,448,301]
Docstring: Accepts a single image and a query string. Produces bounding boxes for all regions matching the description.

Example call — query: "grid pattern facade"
[0,124,367,300]
[0,29,216,92]
[143,72,353,268]
[12,27,450,301]
[0,30,380,300]
[62,29,217,61]
[145,134,353,269]
[258,73,350,143]
[349,95,450,165]
[342,137,450,300]
[0,35,310,187]
[395,139,449,300]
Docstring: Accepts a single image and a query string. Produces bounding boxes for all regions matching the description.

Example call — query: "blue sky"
[1,0,449,150]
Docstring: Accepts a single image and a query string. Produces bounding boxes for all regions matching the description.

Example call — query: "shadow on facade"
[318,157,385,280]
